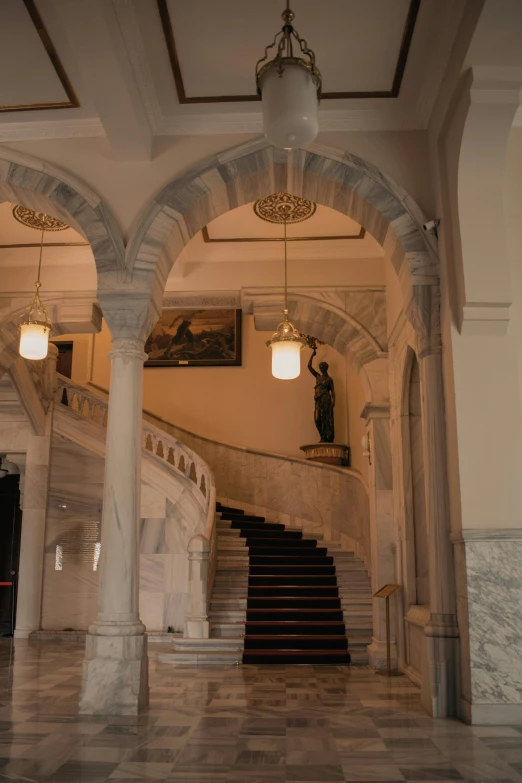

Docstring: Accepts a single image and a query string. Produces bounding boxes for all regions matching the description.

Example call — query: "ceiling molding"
[201,225,366,244]
[0,242,88,249]
[0,106,423,142]
[0,117,104,142]
[1,0,79,113]
[157,0,421,104]
[162,291,241,309]
[111,0,163,133]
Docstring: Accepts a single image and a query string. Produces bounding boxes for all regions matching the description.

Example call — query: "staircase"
[160,502,372,666]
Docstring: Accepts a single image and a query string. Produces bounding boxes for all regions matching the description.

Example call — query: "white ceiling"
[0,0,69,108]
[165,0,411,97]
[0,0,469,156]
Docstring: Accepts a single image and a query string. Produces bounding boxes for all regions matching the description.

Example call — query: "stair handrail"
[55,374,217,637]
[54,374,215,521]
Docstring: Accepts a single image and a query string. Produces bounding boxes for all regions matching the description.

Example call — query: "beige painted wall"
[85,315,369,471]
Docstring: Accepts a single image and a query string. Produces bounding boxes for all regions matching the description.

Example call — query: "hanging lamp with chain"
[265,217,307,379]
[19,214,52,361]
[255,0,321,150]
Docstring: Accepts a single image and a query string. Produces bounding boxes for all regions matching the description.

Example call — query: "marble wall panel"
[465,538,522,706]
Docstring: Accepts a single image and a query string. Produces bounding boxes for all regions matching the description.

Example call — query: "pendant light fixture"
[265,215,307,380]
[256,0,321,150]
[19,214,52,361]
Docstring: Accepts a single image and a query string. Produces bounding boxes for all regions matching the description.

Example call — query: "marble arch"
[0,149,124,282]
[128,139,440,353]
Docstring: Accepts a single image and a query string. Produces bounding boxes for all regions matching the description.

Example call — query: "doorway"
[0,474,22,636]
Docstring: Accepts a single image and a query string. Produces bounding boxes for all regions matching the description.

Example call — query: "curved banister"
[55,374,213,514]
[54,374,218,638]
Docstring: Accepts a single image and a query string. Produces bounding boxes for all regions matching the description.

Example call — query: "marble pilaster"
[419,349,459,717]
[363,407,398,670]
[79,337,149,715]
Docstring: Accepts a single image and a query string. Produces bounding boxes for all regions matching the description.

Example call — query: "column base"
[79,632,149,715]
[13,629,31,639]
[367,639,399,671]
[423,620,460,718]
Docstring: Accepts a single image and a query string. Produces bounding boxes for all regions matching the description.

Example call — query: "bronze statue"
[308,347,335,443]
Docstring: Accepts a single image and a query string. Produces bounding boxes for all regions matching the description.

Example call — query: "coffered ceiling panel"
[159,0,418,102]
[0,0,78,112]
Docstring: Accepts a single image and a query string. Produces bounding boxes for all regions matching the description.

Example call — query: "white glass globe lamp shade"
[266,310,307,380]
[271,339,302,380]
[259,63,319,149]
[19,322,50,360]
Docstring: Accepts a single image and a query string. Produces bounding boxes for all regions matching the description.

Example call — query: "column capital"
[109,338,147,363]
[360,403,390,422]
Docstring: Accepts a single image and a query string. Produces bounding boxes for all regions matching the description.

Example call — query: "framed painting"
[144,308,242,367]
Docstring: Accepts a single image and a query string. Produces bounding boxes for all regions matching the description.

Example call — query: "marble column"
[419,349,459,717]
[14,345,58,638]
[184,534,210,639]
[363,406,398,670]
[79,338,149,715]
[14,418,52,638]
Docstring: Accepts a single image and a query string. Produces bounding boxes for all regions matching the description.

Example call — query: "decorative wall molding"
[461,302,512,336]
[162,291,241,309]
[452,528,522,544]
[0,118,104,142]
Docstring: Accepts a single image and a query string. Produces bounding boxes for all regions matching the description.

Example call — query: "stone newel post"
[79,337,149,715]
[184,534,210,639]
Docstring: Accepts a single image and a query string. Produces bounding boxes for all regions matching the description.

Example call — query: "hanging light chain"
[283,218,288,312]
[255,2,322,96]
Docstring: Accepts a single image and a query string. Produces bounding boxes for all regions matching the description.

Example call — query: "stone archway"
[127,139,440,354]
[0,149,124,279]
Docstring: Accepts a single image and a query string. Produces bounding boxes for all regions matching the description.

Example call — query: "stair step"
[173,637,243,651]
[158,650,242,666]
[249,575,337,586]
[250,564,336,575]
[249,554,331,564]
[247,608,344,621]
[248,585,339,597]
[246,539,318,549]
[242,649,350,665]
[240,529,303,540]
[244,635,348,650]
[211,623,245,638]
[247,597,341,609]
[245,621,346,635]
[216,505,244,515]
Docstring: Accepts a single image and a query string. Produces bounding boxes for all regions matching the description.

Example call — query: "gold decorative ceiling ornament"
[253,192,316,225]
[12,205,69,232]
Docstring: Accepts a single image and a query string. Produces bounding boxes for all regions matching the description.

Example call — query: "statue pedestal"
[300,443,350,467]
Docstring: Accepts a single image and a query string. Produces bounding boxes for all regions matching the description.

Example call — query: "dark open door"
[0,474,22,637]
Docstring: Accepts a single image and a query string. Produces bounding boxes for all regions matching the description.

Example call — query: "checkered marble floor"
[0,641,521,782]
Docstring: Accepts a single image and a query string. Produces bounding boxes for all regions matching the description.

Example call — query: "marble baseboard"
[469,702,522,725]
